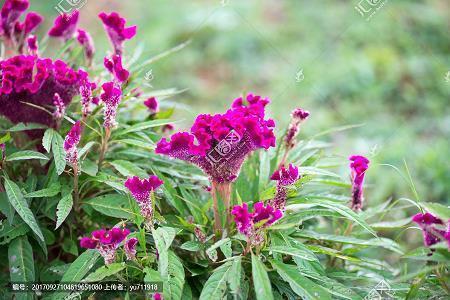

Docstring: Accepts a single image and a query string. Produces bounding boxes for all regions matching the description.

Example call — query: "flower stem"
[98,127,111,169]
[211,182,232,238]
[73,164,80,213]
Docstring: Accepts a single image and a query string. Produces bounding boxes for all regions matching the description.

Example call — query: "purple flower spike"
[64,121,81,165]
[412,212,446,248]
[98,11,137,55]
[77,29,95,64]
[269,164,299,211]
[0,55,89,140]
[26,34,37,54]
[0,0,29,40]
[232,201,282,247]
[48,11,79,41]
[101,82,122,128]
[80,227,131,265]
[349,155,370,211]
[285,107,309,150]
[124,237,138,260]
[53,93,65,121]
[144,97,158,114]
[104,55,129,83]
[79,76,97,118]
[156,94,276,183]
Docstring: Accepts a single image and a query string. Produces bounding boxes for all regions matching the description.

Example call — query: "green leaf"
[252,253,274,300]
[4,178,44,243]
[199,260,234,300]
[228,256,242,296]
[110,160,148,178]
[270,245,318,261]
[5,122,47,132]
[0,221,30,245]
[78,141,96,158]
[163,251,185,300]
[271,259,331,300]
[42,128,55,153]
[6,150,49,162]
[0,191,15,224]
[51,132,66,175]
[80,159,98,176]
[206,238,231,262]
[52,249,100,299]
[84,194,136,219]
[25,183,61,198]
[83,263,126,282]
[180,241,201,252]
[117,119,172,136]
[55,191,73,229]
[9,236,35,300]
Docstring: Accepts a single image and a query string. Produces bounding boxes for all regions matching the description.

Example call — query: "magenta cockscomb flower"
[101,82,122,128]
[0,55,88,139]
[64,121,81,165]
[26,34,37,54]
[13,11,43,52]
[156,94,276,183]
[153,293,162,300]
[285,107,310,151]
[80,227,130,265]
[349,155,370,211]
[53,93,65,121]
[269,164,299,210]
[144,97,158,114]
[232,201,282,247]
[125,176,163,224]
[98,12,137,55]
[104,54,129,83]
[48,11,79,41]
[76,29,95,65]
[412,212,447,248]
[124,237,138,260]
[0,0,29,40]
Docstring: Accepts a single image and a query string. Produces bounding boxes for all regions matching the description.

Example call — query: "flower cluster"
[76,29,95,65]
[0,0,43,52]
[99,12,137,55]
[349,155,370,211]
[269,164,300,210]
[79,78,97,118]
[53,93,65,121]
[232,202,282,246]
[125,175,164,226]
[80,228,134,264]
[156,94,276,183]
[101,82,122,128]
[104,54,129,83]
[48,11,78,41]
[0,55,88,138]
[284,108,309,151]
[26,34,37,54]
[64,121,81,165]
[412,212,450,249]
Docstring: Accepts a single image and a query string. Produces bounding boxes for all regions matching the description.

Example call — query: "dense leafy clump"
[0,1,449,300]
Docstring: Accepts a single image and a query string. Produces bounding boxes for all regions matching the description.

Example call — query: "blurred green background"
[29,0,449,208]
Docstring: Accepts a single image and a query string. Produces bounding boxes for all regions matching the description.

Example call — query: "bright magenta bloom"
[232,201,282,246]
[0,0,29,40]
[100,82,122,128]
[104,54,129,83]
[26,34,37,54]
[412,212,447,248]
[156,94,276,183]
[125,176,163,223]
[79,78,97,118]
[48,11,79,41]
[144,97,158,114]
[124,237,138,260]
[269,164,299,210]
[64,121,81,164]
[76,29,95,64]
[80,227,130,265]
[349,155,370,211]
[0,55,88,139]
[285,107,309,150]
[98,11,137,55]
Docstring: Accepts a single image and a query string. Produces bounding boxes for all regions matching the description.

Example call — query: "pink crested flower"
[156,94,276,183]
[285,107,309,150]
[64,121,81,165]
[13,11,43,52]
[124,237,138,260]
[144,97,158,114]
[53,93,65,121]
[0,0,29,40]
[412,212,447,248]
[100,82,122,128]
[0,55,89,140]
[79,77,97,118]
[125,176,163,223]
[104,54,129,83]
[349,155,370,211]
[269,164,299,211]
[48,11,79,41]
[80,227,130,265]
[76,29,95,65]
[232,201,282,247]
[26,34,37,55]
[98,11,137,55]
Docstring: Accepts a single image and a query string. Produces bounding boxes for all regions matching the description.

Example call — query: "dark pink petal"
[48,11,79,40]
